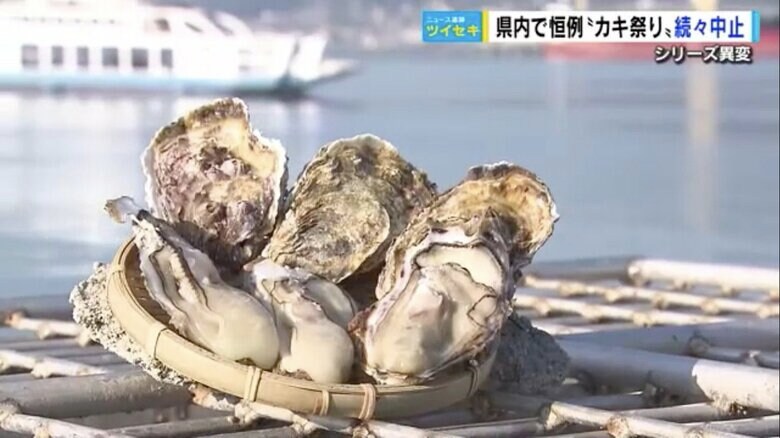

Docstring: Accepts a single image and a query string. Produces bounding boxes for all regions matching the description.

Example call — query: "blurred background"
[0,0,778,296]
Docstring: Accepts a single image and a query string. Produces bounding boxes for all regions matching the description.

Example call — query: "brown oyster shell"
[377,162,558,300]
[142,98,287,271]
[262,134,436,283]
[352,162,558,384]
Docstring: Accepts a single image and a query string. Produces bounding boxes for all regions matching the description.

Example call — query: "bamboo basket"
[105,237,496,420]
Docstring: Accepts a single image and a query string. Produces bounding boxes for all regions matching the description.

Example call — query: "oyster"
[143,98,287,271]
[263,134,436,283]
[352,163,558,384]
[245,259,357,383]
[105,196,280,369]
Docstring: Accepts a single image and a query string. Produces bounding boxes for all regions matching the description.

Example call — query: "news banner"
[422,10,760,64]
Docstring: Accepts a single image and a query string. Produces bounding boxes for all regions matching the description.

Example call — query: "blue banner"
[422,10,484,43]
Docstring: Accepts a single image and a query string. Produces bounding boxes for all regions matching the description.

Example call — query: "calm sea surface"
[1,55,778,296]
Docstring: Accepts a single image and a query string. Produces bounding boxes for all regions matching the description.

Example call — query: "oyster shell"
[245,259,357,383]
[262,134,436,283]
[105,196,280,369]
[352,163,557,384]
[142,98,287,271]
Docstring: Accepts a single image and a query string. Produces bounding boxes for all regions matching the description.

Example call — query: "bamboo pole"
[111,416,246,438]
[0,374,34,383]
[400,408,480,429]
[525,257,636,283]
[543,402,747,438]
[0,370,191,418]
[0,402,131,438]
[4,312,86,340]
[541,432,607,438]
[540,415,779,438]
[621,403,745,422]
[558,320,780,354]
[559,340,780,411]
[431,401,750,437]
[524,276,779,317]
[0,338,80,351]
[755,352,780,369]
[33,346,112,358]
[72,354,126,367]
[192,385,459,438]
[486,391,653,414]
[627,259,780,293]
[690,415,779,436]
[0,327,39,343]
[0,349,111,377]
[687,339,751,364]
[434,417,546,437]
[528,321,638,336]
[514,294,729,325]
[206,428,298,438]
[528,322,593,335]
[435,396,738,437]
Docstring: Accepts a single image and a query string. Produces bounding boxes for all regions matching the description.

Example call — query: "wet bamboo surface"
[1,257,777,437]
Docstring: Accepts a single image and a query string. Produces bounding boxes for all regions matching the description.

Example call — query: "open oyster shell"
[105,196,280,370]
[352,163,558,384]
[262,134,436,284]
[142,98,287,271]
[245,259,357,383]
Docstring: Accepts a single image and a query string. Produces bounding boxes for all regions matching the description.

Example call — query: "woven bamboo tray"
[105,237,496,420]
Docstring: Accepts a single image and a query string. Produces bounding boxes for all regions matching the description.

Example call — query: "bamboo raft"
[0,257,778,438]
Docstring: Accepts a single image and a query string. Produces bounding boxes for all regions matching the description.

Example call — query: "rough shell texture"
[377,162,558,300]
[143,97,287,271]
[245,259,357,383]
[262,134,436,283]
[105,197,280,370]
[352,163,558,384]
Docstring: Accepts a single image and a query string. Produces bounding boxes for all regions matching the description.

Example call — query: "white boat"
[0,0,356,94]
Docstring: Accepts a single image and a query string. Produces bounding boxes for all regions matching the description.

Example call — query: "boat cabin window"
[21,45,38,69]
[161,49,173,69]
[131,48,148,70]
[51,46,64,67]
[154,18,170,32]
[101,48,119,69]
[77,47,89,68]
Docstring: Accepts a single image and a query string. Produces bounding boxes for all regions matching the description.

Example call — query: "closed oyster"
[143,98,287,271]
[263,134,436,283]
[245,259,357,383]
[352,163,558,384]
[105,196,280,369]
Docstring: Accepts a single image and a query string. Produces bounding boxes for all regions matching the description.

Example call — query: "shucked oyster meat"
[245,259,357,383]
[352,163,558,384]
[143,98,287,271]
[263,134,436,284]
[105,196,280,369]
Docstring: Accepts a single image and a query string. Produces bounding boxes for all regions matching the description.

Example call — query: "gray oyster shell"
[262,134,436,283]
[351,163,558,384]
[105,197,280,370]
[142,98,287,271]
[245,259,358,383]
